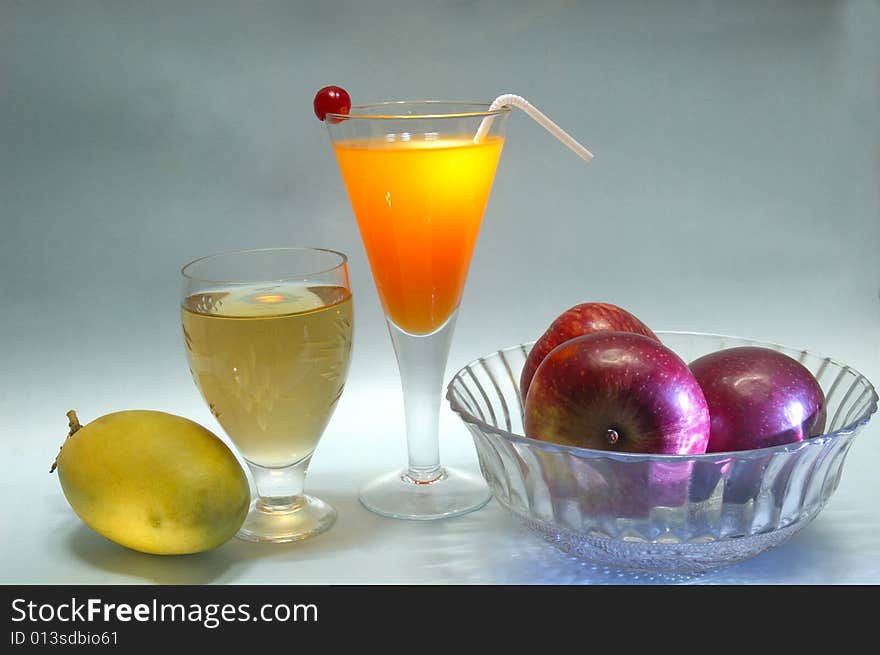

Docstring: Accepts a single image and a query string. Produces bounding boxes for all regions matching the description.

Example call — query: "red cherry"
[313,85,351,122]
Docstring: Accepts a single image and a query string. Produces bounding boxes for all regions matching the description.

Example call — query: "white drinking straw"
[474,94,594,163]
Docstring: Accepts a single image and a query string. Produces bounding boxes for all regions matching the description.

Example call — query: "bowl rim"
[446,330,878,463]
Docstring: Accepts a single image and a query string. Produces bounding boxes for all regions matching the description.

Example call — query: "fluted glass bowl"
[446,332,877,573]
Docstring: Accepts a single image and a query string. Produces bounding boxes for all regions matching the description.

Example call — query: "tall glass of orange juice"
[325,102,510,519]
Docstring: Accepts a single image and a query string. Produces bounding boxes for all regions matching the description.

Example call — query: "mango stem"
[50,410,83,473]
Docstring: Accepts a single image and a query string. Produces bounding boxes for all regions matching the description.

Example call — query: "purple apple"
[524,332,710,455]
[520,302,659,401]
[689,346,826,453]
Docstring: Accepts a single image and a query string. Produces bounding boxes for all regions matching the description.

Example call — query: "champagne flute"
[324,102,510,519]
[181,247,353,542]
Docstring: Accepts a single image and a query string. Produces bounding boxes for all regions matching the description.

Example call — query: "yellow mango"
[54,410,250,555]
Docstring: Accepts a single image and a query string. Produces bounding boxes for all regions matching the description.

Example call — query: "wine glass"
[180,247,353,542]
[324,101,511,519]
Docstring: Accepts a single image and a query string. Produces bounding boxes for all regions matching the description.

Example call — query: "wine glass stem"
[246,457,311,511]
[387,311,459,483]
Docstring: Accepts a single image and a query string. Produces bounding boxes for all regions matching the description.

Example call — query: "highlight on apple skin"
[519,302,660,401]
[689,346,826,453]
[523,331,711,456]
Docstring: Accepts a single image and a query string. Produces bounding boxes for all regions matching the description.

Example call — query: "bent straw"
[474,94,594,163]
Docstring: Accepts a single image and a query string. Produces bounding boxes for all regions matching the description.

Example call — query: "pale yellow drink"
[182,284,353,468]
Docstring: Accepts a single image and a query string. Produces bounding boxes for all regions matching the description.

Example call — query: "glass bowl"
[446,332,877,574]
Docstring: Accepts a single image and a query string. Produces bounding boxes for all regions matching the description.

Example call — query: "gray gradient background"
[2,1,879,584]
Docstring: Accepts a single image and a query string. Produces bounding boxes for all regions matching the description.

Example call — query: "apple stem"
[606,428,620,446]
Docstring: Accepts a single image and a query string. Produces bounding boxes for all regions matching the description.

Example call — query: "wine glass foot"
[359,467,491,520]
[235,494,337,543]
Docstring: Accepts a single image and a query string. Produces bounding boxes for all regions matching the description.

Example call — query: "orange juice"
[334,134,504,334]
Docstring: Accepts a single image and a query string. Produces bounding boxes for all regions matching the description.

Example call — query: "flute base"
[359,467,491,520]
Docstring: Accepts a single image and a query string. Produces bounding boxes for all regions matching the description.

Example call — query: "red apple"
[689,346,826,453]
[524,332,710,455]
[559,454,696,519]
[520,302,659,400]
